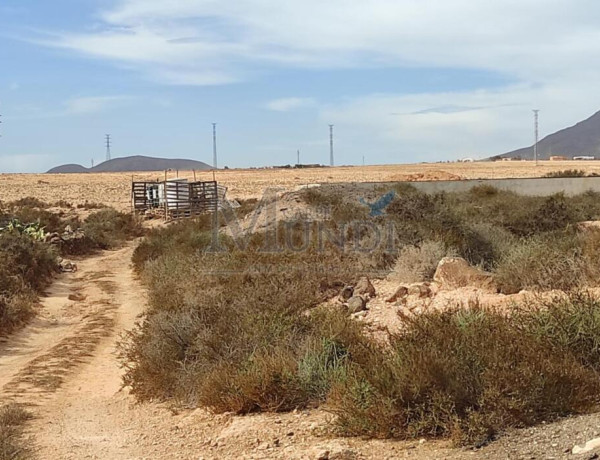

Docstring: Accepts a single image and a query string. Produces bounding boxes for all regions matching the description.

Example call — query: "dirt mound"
[388,170,463,181]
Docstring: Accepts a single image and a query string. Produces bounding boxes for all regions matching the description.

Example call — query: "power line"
[105,134,111,162]
[329,124,334,166]
[212,123,217,169]
[533,110,539,166]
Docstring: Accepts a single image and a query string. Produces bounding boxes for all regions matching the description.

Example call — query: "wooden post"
[193,169,197,182]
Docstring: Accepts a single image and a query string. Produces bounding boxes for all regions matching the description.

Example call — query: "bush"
[544,169,586,178]
[82,209,143,250]
[329,299,600,446]
[121,223,369,411]
[0,403,31,460]
[494,232,585,294]
[390,240,453,283]
[0,232,57,335]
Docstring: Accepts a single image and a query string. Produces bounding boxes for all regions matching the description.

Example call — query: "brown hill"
[493,110,600,160]
[47,155,213,173]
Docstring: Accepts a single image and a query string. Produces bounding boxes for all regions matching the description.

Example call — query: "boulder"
[386,285,408,303]
[408,283,432,298]
[433,257,496,291]
[339,285,354,301]
[347,296,367,313]
[355,276,376,298]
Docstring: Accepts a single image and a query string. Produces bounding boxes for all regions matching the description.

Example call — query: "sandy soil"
[3,160,600,211]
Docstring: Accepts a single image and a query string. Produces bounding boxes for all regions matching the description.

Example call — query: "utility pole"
[362,154,365,166]
[297,149,300,165]
[533,110,539,166]
[105,134,111,162]
[212,123,217,169]
[91,158,94,168]
[329,124,334,166]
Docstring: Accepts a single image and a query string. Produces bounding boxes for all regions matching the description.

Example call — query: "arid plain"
[3,161,600,209]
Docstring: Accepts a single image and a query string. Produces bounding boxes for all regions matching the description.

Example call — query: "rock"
[339,285,354,301]
[59,260,78,273]
[347,296,367,313]
[573,437,600,455]
[68,292,87,302]
[407,283,432,298]
[433,257,496,291]
[330,449,358,460]
[355,276,376,298]
[351,310,367,319]
[64,224,73,233]
[386,285,408,303]
[317,450,330,460]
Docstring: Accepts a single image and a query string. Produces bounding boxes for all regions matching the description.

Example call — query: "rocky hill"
[47,155,213,173]
[493,110,600,160]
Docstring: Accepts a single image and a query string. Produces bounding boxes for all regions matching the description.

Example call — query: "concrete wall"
[368,176,600,196]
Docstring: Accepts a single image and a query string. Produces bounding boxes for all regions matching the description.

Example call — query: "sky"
[1,0,600,172]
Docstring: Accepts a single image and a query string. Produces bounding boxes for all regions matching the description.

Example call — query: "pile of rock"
[338,277,376,316]
[45,225,86,246]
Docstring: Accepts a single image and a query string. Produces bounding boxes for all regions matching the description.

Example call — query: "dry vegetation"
[0,403,31,460]
[121,182,600,447]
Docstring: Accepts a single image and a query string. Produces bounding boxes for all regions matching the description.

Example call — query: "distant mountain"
[47,164,89,173]
[47,155,213,173]
[493,110,600,160]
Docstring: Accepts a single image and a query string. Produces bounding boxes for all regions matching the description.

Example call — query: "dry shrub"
[494,232,585,294]
[0,403,31,460]
[82,209,143,250]
[121,224,368,411]
[329,298,600,446]
[0,232,57,335]
[390,240,453,283]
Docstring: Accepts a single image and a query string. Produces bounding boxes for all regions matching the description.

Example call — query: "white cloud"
[265,97,316,112]
[320,78,600,160]
[63,96,132,115]
[31,0,600,86]
[20,0,600,158]
[9,82,19,91]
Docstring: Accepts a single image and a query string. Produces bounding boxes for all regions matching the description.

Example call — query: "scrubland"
[123,183,600,447]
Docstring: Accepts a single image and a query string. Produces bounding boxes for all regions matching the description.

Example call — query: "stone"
[433,257,496,291]
[68,292,87,302]
[355,276,376,298]
[386,285,408,303]
[407,283,432,298]
[330,449,358,460]
[573,437,600,455]
[347,296,367,313]
[317,450,330,460]
[339,285,354,301]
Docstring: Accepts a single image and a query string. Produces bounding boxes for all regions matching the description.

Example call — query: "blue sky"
[1,0,600,172]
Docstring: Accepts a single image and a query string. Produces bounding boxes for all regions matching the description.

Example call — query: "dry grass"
[0,403,31,460]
